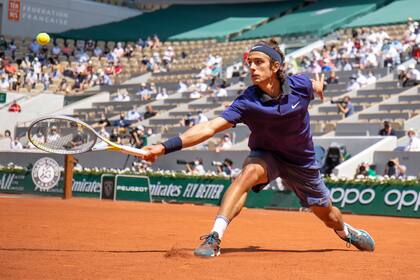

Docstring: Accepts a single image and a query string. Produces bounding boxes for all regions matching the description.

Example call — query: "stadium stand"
[235,0,387,40]
[345,0,420,28]
[55,2,301,42]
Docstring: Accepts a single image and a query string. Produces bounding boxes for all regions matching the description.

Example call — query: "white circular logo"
[31,157,61,191]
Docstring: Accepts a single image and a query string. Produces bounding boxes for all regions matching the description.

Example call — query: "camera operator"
[383,158,406,178]
[129,125,147,149]
[177,158,205,175]
[331,96,354,117]
[212,158,235,176]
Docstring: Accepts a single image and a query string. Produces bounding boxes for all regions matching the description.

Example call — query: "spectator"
[404,128,420,151]
[183,113,195,127]
[383,158,406,178]
[355,162,376,177]
[336,96,354,117]
[366,71,377,85]
[143,105,157,119]
[177,81,188,93]
[216,133,233,152]
[326,71,339,84]
[196,111,208,124]
[402,64,420,87]
[127,106,142,121]
[8,100,21,112]
[378,121,396,136]
[215,84,228,97]
[214,158,236,176]
[189,90,201,99]
[10,137,23,150]
[114,113,130,133]
[109,128,122,144]
[346,74,360,91]
[130,126,147,149]
[155,88,168,100]
[47,126,60,143]
[186,158,205,175]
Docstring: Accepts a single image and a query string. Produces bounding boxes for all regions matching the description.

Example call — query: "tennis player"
[140,38,375,257]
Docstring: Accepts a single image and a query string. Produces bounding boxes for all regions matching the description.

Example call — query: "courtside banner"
[0,171,101,198]
[114,175,151,202]
[327,183,420,218]
[148,176,230,205]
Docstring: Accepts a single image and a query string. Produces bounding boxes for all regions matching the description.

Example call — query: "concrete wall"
[333,136,397,178]
[0,93,64,135]
[374,151,420,177]
[0,0,140,38]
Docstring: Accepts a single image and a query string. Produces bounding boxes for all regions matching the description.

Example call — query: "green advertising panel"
[328,183,420,218]
[148,175,230,205]
[115,175,151,202]
[0,92,6,103]
[0,171,26,194]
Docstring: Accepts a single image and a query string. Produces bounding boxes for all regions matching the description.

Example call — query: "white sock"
[335,223,349,239]
[211,215,230,239]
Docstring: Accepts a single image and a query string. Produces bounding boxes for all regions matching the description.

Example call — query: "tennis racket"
[27,115,149,157]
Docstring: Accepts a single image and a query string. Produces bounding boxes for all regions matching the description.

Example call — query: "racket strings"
[29,119,96,154]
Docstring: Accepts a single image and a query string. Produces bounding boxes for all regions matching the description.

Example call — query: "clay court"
[0,196,419,280]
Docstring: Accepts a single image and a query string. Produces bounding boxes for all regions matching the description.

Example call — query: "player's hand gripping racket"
[27,115,149,157]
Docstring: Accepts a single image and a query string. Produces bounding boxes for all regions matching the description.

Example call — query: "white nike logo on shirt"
[292,101,300,109]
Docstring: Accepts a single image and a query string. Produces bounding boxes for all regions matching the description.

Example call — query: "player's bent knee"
[240,163,267,185]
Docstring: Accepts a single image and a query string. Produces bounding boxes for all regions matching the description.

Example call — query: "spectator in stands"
[326,71,339,84]
[183,113,195,127]
[137,83,152,101]
[366,71,377,85]
[214,84,227,97]
[336,96,354,118]
[356,70,367,86]
[2,130,12,141]
[0,35,8,56]
[383,158,406,178]
[10,136,23,150]
[216,133,233,152]
[214,158,236,177]
[346,74,360,91]
[355,162,376,178]
[0,75,9,90]
[143,105,157,119]
[28,129,44,149]
[8,40,16,60]
[196,111,208,124]
[93,45,103,57]
[129,125,147,149]
[114,113,130,134]
[45,126,60,143]
[8,100,21,112]
[92,113,111,129]
[109,128,122,144]
[186,158,205,175]
[155,88,169,100]
[404,128,420,151]
[403,64,420,86]
[113,89,130,101]
[177,81,188,93]
[378,121,396,136]
[127,106,142,121]
[189,89,201,99]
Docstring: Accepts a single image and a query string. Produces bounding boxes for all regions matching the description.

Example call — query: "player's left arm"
[310,73,324,102]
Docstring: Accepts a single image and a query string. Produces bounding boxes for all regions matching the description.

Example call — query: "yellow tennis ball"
[36,32,50,45]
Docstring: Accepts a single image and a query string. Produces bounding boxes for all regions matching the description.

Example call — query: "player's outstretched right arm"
[140,117,233,162]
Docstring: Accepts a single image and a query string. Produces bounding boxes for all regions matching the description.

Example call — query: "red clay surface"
[1,196,419,280]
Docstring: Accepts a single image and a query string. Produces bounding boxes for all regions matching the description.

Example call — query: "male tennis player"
[140,39,375,257]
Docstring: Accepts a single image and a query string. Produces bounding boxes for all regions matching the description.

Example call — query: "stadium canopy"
[54,1,300,42]
[345,0,420,28]
[234,0,387,41]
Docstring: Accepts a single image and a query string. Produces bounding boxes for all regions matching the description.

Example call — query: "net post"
[63,155,74,199]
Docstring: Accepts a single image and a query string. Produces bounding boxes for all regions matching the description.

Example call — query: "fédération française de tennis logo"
[31,157,61,191]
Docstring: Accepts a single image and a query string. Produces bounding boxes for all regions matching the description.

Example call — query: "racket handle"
[118,145,149,157]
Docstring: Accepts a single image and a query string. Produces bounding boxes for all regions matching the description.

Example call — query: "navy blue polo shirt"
[221,74,317,168]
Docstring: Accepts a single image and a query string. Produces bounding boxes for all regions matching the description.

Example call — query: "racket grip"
[118,145,149,157]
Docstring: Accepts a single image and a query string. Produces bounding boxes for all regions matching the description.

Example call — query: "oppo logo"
[330,188,375,207]
[384,189,420,211]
